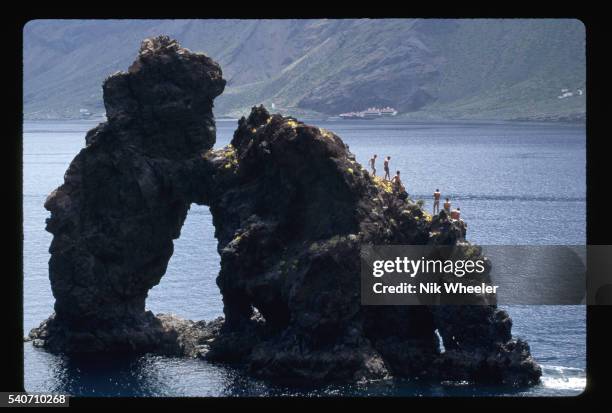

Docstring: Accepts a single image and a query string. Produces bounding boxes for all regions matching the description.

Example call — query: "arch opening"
[146,204,223,322]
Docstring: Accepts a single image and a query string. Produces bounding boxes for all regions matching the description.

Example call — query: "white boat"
[338,106,398,119]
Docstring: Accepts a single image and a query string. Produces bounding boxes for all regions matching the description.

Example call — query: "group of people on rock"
[368,154,462,221]
[369,154,403,190]
[433,189,461,221]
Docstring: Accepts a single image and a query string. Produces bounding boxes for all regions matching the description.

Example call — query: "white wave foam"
[541,365,586,392]
[541,376,586,391]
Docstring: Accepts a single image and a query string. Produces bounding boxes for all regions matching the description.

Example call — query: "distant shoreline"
[23,115,586,126]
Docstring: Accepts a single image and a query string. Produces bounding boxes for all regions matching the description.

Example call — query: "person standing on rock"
[369,154,377,176]
[391,170,403,192]
[433,189,441,214]
[443,197,451,214]
[383,156,391,180]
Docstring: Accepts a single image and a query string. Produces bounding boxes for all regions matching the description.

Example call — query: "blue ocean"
[23,118,586,396]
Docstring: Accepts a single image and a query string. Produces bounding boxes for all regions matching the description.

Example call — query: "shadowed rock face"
[32,36,225,353]
[29,36,541,386]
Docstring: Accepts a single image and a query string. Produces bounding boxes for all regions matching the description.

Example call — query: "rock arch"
[29,36,541,386]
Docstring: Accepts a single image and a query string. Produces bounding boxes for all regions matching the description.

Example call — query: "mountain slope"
[23,19,585,121]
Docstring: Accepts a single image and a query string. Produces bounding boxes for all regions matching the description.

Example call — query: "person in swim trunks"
[391,170,402,191]
[384,156,391,180]
[433,189,441,214]
[443,198,451,213]
[369,154,377,176]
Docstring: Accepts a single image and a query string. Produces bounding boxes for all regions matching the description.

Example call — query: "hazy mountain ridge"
[24,19,585,121]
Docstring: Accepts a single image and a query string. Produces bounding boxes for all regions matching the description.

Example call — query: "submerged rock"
[30,36,541,387]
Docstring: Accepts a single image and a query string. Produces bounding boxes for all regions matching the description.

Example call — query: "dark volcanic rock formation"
[29,36,541,386]
[30,36,225,353]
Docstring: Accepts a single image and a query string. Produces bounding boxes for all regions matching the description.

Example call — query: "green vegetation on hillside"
[24,19,585,121]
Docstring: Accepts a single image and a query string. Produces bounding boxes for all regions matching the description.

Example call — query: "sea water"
[23,118,586,396]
